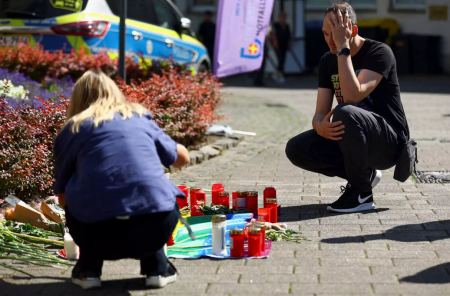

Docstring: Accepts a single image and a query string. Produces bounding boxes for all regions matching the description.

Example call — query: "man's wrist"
[337,47,351,57]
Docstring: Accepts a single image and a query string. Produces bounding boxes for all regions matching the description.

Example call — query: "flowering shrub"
[0,45,221,201]
[0,98,68,201]
[0,69,73,104]
[0,68,221,200]
[0,79,29,101]
[121,67,221,146]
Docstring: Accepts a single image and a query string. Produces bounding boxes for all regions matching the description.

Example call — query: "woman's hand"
[315,109,345,141]
[172,144,190,169]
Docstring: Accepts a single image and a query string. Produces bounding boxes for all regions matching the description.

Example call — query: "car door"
[106,0,173,60]
[151,0,197,64]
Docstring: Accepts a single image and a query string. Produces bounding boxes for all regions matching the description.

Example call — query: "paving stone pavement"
[1,75,450,295]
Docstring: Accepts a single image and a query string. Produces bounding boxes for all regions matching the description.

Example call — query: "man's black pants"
[66,208,179,278]
[285,105,402,192]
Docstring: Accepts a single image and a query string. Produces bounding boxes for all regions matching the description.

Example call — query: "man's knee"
[285,135,310,169]
[332,104,359,123]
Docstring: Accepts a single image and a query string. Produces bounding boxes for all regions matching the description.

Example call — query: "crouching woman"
[54,70,189,290]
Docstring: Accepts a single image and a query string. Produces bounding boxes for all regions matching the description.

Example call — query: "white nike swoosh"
[358,194,373,204]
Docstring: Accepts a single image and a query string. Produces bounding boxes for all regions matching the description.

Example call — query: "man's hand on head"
[329,9,352,50]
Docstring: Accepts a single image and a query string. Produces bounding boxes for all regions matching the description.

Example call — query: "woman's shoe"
[145,260,177,288]
[71,277,101,290]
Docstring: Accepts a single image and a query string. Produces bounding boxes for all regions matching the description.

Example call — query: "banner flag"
[213,0,274,78]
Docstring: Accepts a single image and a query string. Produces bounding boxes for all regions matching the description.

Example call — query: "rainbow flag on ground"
[167,213,272,259]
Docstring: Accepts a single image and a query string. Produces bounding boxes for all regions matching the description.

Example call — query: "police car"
[0,0,211,71]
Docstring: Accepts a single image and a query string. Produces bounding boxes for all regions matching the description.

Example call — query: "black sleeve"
[362,43,395,79]
[318,53,333,89]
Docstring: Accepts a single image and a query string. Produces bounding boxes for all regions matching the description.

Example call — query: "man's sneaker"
[327,185,375,213]
[145,260,177,288]
[371,169,382,188]
[71,277,101,290]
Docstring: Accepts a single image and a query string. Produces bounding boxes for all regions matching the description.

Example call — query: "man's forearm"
[337,54,361,104]
[312,113,325,131]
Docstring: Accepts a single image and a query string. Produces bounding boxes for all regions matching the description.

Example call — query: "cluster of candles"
[176,184,278,223]
[229,220,268,257]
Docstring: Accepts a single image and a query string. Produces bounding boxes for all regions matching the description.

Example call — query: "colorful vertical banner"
[213,0,275,77]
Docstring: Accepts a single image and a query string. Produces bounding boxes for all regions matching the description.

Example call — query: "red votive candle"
[257,208,271,222]
[245,191,258,217]
[177,185,189,209]
[211,183,224,205]
[247,227,261,257]
[190,187,200,207]
[265,197,278,223]
[263,187,277,208]
[190,188,205,216]
[233,191,246,210]
[217,191,230,208]
[230,229,245,257]
[254,221,266,253]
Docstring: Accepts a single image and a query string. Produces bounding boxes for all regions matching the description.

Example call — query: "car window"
[0,0,88,18]
[150,0,179,30]
[106,0,158,24]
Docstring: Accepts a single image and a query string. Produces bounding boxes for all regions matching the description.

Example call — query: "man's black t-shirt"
[318,39,409,140]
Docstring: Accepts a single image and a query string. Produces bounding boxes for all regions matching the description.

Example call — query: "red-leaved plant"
[0,66,221,200]
[0,98,68,201]
[121,67,222,146]
[0,44,183,83]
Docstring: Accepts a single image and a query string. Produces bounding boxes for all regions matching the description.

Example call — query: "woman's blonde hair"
[66,70,148,133]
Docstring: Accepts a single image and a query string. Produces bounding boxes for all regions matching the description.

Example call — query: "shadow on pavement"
[278,204,389,222]
[400,262,450,284]
[0,276,155,296]
[320,220,450,243]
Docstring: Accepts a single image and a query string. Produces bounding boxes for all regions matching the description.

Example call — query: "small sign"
[428,5,448,21]
[50,0,83,12]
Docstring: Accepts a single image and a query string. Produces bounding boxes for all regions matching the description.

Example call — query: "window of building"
[306,0,376,11]
[193,0,215,5]
[391,0,426,10]
[189,0,217,12]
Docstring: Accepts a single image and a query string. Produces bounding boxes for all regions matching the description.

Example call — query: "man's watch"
[337,47,351,57]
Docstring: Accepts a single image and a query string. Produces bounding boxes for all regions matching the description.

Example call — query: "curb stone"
[188,136,242,165]
[199,145,221,159]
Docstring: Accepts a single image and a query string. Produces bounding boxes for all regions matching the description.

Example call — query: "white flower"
[0,79,29,101]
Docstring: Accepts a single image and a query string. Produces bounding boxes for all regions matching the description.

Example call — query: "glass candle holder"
[257,208,271,222]
[263,186,276,207]
[245,191,258,217]
[265,197,278,223]
[190,188,205,216]
[177,185,189,209]
[247,227,261,257]
[230,228,245,257]
[233,191,246,210]
[211,183,224,205]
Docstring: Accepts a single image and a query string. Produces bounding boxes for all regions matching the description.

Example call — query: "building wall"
[175,0,450,73]
[306,0,450,73]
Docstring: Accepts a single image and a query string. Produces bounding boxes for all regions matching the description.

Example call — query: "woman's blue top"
[54,113,182,223]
